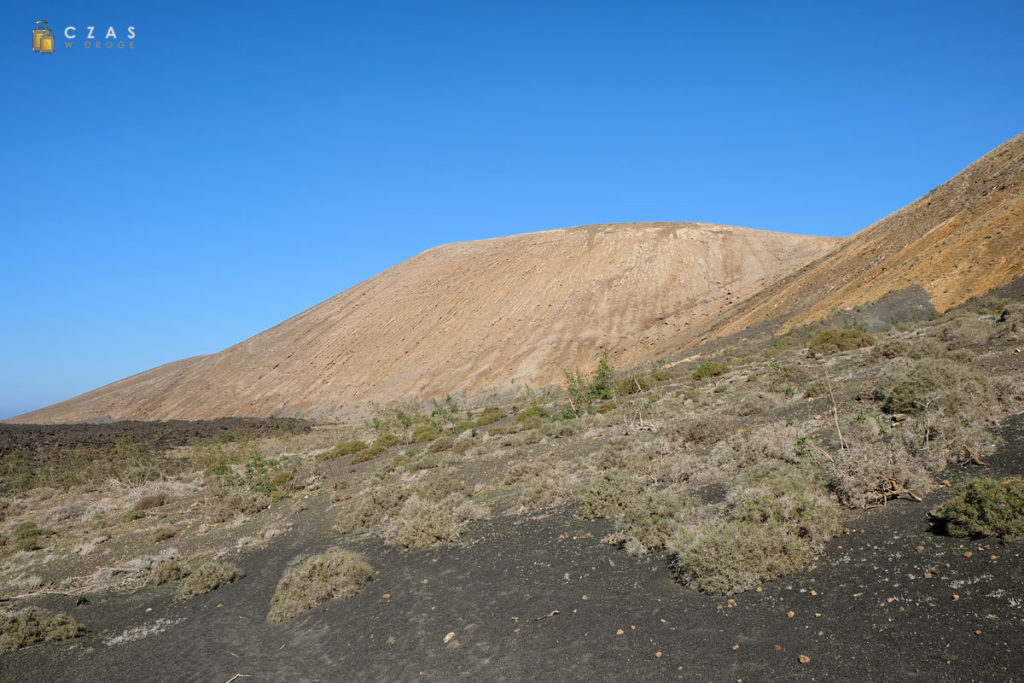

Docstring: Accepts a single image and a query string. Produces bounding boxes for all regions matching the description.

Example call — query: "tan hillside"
[11,223,837,423]
[698,132,1024,341]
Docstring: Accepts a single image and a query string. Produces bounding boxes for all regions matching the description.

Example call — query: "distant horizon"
[4,1,1023,419]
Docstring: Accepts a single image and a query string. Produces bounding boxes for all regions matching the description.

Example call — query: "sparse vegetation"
[267,548,374,623]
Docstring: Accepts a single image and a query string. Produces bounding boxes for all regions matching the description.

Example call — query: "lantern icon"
[33,20,55,54]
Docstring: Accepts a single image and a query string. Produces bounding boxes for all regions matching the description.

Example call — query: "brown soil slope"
[701,132,1024,341]
[12,223,837,423]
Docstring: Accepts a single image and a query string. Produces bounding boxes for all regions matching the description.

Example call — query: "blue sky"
[1,1,1022,419]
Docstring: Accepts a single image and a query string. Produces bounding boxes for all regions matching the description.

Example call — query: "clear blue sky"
[2,1,1022,420]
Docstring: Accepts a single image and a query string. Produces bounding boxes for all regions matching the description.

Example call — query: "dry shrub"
[669,462,840,594]
[150,526,177,543]
[0,607,85,654]
[807,328,875,356]
[873,336,947,361]
[677,414,736,446]
[381,494,484,549]
[175,561,243,600]
[670,519,812,595]
[731,391,783,417]
[208,491,269,523]
[930,317,995,349]
[883,358,989,415]
[151,558,188,585]
[266,549,373,623]
[505,458,580,512]
[995,302,1024,336]
[581,469,694,555]
[450,435,476,455]
[992,375,1024,409]
[821,438,933,509]
[335,482,410,535]
[131,494,169,512]
[44,501,91,525]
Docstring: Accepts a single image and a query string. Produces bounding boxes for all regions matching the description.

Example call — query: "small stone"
[773,644,782,651]
[964,551,973,558]
[953,594,960,601]
[145,607,152,613]
[655,651,663,659]
[616,629,625,635]
[443,632,455,644]
[582,595,588,600]
[383,593,391,599]
[786,611,795,618]
[732,644,740,651]
[798,654,811,664]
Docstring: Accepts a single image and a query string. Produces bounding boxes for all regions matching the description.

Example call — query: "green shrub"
[692,361,729,381]
[564,355,617,414]
[11,521,54,552]
[353,433,400,463]
[516,405,548,423]
[884,357,988,414]
[266,549,374,623]
[150,526,177,543]
[175,561,243,600]
[474,407,505,427]
[426,436,454,453]
[932,478,1024,539]
[412,425,439,443]
[615,373,654,396]
[807,328,875,356]
[318,441,367,462]
[0,607,85,653]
